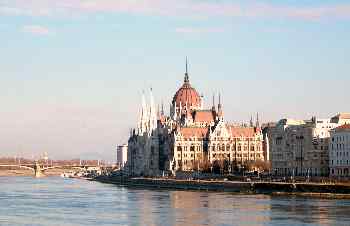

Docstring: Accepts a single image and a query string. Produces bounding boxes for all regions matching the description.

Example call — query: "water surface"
[1,176,350,226]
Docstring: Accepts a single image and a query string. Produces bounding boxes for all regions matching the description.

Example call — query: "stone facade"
[126,63,266,177]
[329,124,350,177]
[269,114,350,177]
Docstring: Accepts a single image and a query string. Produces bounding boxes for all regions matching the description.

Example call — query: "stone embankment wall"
[95,176,350,197]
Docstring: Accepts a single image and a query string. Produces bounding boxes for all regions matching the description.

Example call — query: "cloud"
[175,27,225,34]
[242,3,350,21]
[1,1,350,21]
[22,25,51,35]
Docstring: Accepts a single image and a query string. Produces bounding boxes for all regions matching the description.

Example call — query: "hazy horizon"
[1,0,349,159]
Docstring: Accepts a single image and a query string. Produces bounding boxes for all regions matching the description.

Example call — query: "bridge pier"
[34,162,43,177]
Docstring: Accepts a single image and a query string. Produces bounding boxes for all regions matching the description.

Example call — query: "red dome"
[172,74,201,108]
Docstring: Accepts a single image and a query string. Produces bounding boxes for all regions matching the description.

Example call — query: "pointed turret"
[256,112,260,128]
[161,101,164,116]
[184,57,189,83]
[217,93,223,120]
[138,91,148,134]
[250,115,254,127]
[157,104,160,118]
[149,88,157,133]
[212,93,216,112]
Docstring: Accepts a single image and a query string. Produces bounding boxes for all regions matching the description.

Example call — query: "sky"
[0,0,349,160]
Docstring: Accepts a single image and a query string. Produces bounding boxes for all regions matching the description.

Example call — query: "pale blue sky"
[0,0,349,159]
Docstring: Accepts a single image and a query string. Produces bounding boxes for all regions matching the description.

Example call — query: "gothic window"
[190,146,195,152]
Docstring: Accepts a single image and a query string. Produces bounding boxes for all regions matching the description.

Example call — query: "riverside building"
[116,144,128,168]
[329,124,350,177]
[269,114,350,177]
[126,62,266,177]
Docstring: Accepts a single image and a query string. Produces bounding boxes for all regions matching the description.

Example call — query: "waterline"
[1,177,350,226]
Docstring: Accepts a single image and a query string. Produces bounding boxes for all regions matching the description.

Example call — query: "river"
[1,176,350,226]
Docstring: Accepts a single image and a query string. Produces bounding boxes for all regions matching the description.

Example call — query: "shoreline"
[4,171,350,199]
[92,176,350,199]
[0,169,74,177]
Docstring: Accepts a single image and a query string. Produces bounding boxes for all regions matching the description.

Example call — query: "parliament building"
[126,62,266,176]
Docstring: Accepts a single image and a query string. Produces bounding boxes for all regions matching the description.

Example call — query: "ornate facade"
[126,62,265,176]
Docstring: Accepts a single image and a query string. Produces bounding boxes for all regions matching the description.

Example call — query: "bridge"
[0,162,107,177]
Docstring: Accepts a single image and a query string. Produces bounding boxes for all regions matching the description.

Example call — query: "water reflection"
[270,197,350,226]
[1,177,350,226]
[128,190,271,226]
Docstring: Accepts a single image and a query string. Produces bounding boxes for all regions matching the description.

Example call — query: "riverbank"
[93,176,350,199]
[0,169,74,177]
[0,169,33,177]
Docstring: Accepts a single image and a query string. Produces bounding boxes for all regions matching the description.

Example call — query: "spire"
[184,57,189,83]
[138,90,148,134]
[256,112,260,128]
[161,101,164,116]
[250,115,254,127]
[212,93,216,111]
[217,93,223,120]
[142,90,147,114]
[149,88,157,132]
[157,104,160,118]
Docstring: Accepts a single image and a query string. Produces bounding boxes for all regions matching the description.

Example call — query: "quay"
[93,176,350,199]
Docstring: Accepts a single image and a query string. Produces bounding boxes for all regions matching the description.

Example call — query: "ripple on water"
[1,177,350,226]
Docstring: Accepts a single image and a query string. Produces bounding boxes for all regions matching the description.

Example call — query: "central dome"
[172,73,201,108]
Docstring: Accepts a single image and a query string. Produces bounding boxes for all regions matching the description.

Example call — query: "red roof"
[179,127,209,138]
[172,78,201,108]
[336,124,350,130]
[193,110,215,123]
[339,113,350,119]
[227,126,258,138]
